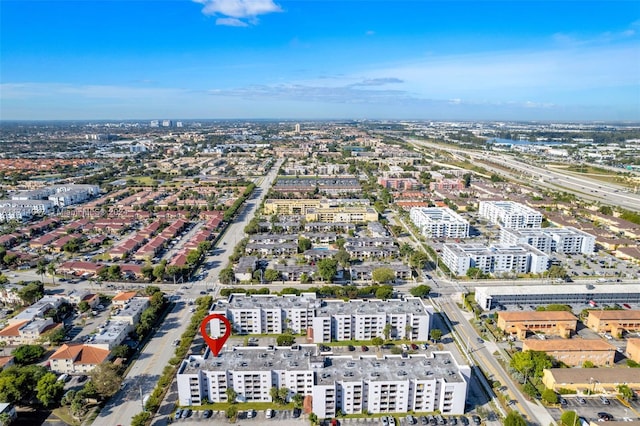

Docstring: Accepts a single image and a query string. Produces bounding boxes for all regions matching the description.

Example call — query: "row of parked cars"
[385,414,481,426]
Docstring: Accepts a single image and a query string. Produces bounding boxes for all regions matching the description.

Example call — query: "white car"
[401,344,409,351]
[266,408,274,419]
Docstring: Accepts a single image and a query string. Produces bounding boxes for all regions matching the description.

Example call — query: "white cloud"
[216,17,248,27]
[194,0,281,26]
[365,30,375,36]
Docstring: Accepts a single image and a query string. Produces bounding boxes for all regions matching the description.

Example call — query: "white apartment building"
[177,347,469,417]
[409,207,470,239]
[442,243,549,277]
[479,201,543,229]
[500,227,595,255]
[210,293,320,336]
[0,199,54,215]
[210,294,432,343]
[548,227,595,254]
[311,298,433,343]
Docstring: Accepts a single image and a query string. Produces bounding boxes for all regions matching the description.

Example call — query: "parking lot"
[548,396,640,423]
[170,409,304,425]
[169,410,484,426]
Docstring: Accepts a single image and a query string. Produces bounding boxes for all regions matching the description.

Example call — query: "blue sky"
[1,0,639,121]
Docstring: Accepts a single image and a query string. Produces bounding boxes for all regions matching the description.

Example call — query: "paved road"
[409,138,640,211]
[435,295,555,426]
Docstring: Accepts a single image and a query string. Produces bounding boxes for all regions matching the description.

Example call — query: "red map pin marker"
[200,313,232,357]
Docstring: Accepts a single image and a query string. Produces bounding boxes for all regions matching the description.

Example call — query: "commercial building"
[497,311,577,339]
[441,243,549,277]
[409,208,470,239]
[500,227,595,255]
[475,284,640,311]
[479,201,543,229]
[585,310,640,336]
[522,339,616,366]
[542,368,640,393]
[177,347,469,417]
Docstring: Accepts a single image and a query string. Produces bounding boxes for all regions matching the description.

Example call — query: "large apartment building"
[500,227,595,254]
[409,207,470,239]
[209,294,433,343]
[479,201,543,229]
[177,347,469,417]
[311,298,433,342]
[441,243,549,277]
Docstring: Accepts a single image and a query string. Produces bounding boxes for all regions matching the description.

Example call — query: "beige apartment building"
[497,311,577,339]
[586,310,640,336]
[522,339,616,366]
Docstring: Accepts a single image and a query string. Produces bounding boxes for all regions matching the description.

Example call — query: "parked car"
[406,415,417,425]
[578,397,587,404]
[292,408,302,418]
[347,345,356,351]
[411,343,419,350]
[597,412,613,421]
[266,408,274,419]
[247,409,256,418]
[600,396,610,405]
[471,415,481,425]
[361,345,369,352]
[174,409,182,419]
[203,409,213,418]
[181,409,192,418]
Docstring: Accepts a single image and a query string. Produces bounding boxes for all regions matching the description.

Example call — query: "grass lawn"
[52,407,81,425]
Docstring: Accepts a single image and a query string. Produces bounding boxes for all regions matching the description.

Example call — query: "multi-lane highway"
[409,138,640,212]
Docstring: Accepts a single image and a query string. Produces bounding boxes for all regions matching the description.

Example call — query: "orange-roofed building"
[586,310,640,337]
[49,344,111,374]
[112,291,138,308]
[497,311,578,340]
[522,338,616,366]
[0,321,29,345]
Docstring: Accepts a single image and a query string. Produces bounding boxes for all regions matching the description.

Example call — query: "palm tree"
[47,262,57,285]
[36,261,47,283]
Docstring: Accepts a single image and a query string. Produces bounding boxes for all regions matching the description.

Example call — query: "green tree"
[12,344,46,365]
[0,274,7,286]
[111,345,131,359]
[547,265,567,279]
[466,267,488,280]
[291,392,303,408]
[270,386,280,403]
[300,273,311,284]
[334,249,351,268]
[131,412,152,426]
[90,362,123,400]
[17,281,44,305]
[374,285,394,300]
[36,261,47,283]
[316,258,338,282]
[226,387,237,403]
[409,285,431,298]
[152,262,166,282]
[504,411,527,426]
[598,205,613,216]
[0,412,12,426]
[618,384,635,401]
[107,265,122,280]
[582,360,595,368]
[264,269,281,282]
[371,337,384,349]
[372,267,395,284]
[560,410,578,426]
[186,249,201,265]
[219,267,235,285]
[78,300,90,313]
[225,405,238,419]
[277,334,295,346]
[298,237,312,253]
[541,388,558,405]
[141,264,154,281]
[36,372,65,407]
[409,251,430,269]
[429,329,442,342]
[383,323,392,340]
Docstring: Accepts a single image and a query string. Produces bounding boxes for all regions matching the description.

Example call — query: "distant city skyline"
[1,1,639,121]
